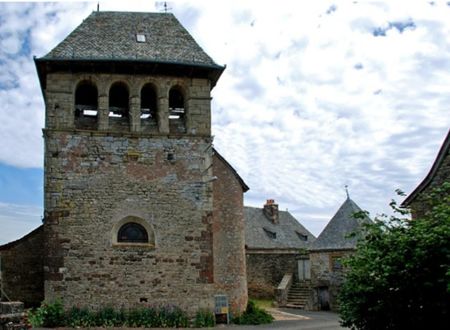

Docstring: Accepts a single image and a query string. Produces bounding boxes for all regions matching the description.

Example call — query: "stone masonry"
[246,253,299,299]
[309,250,351,311]
[0,227,44,307]
[41,70,247,314]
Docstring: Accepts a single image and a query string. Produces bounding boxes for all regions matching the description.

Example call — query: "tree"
[339,183,450,330]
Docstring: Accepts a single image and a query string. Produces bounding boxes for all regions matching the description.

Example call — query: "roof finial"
[156,1,172,13]
[345,185,350,199]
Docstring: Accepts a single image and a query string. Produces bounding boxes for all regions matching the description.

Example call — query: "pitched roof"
[402,128,450,207]
[309,198,371,251]
[213,148,249,192]
[42,11,219,67]
[0,225,43,251]
[244,206,315,250]
[35,11,224,90]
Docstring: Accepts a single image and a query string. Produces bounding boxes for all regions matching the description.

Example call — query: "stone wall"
[0,227,44,307]
[212,153,248,313]
[41,71,247,315]
[44,130,217,313]
[309,250,352,311]
[246,252,299,299]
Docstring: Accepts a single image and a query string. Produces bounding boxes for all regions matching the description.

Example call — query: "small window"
[331,256,343,271]
[263,227,276,239]
[296,231,308,241]
[136,34,146,42]
[118,222,148,243]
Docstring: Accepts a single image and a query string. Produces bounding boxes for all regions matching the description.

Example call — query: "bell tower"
[35,11,246,314]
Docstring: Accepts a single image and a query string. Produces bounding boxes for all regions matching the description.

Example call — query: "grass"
[251,298,275,310]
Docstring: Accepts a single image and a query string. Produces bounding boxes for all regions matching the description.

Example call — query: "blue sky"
[1,0,450,244]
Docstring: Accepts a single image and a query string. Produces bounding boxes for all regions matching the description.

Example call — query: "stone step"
[285,303,306,309]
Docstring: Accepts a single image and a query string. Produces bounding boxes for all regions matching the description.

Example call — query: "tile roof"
[244,206,315,250]
[309,198,372,251]
[42,11,219,68]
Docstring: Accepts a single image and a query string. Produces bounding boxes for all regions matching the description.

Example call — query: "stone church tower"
[31,11,248,313]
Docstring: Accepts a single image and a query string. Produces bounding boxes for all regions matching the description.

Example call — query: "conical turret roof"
[310,198,371,251]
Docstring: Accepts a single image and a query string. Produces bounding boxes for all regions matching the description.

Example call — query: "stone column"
[158,97,169,134]
[130,95,140,132]
[98,94,108,131]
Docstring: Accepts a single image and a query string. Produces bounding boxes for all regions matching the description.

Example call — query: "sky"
[0,0,449,244]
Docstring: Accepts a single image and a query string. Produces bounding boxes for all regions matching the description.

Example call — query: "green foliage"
[95,306,125,327]
[194,309,216,327]
[339,183,450,330]
[233,300,274,325]
[27,307,44,328]
[67,307,97,328]
[157,305,189,328]
[28,301,211,328]
[28,299,65,328]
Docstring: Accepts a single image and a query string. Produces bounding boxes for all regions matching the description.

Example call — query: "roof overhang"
[401,129,450,207]
[34,57,225,96]
[245,247,305,255]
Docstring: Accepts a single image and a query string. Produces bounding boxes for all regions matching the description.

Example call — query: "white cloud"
[0,0,449,238]
[0,202,42,245]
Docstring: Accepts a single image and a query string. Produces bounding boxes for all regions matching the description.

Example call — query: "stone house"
[401,129,450,217]
[307,197,371,311]
[244,200,315,299]
[0,11,249,315]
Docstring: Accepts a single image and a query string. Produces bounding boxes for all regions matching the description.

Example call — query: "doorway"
[298,259,311,281]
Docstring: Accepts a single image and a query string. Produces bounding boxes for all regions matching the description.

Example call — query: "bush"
[339,185,450,329]
[67,307,96,328]
[158,305,189,328]
[194,309,216,327]
[28,300,65,328]
[95,306,125,327]
[233,300,274,325]
[28,302,213,328]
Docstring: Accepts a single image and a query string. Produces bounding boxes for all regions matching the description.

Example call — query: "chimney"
[263,199,279,224]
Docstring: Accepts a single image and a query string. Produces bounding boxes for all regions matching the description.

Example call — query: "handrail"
[275,273,293,306]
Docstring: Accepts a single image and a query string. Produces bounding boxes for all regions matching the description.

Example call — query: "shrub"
[233,300,274,325]
[158,305,189,328]
[95,306,125,327]
[28,300,65,328]
[194,309,216,327]
[67,307,96,328]
[339,185,450,329]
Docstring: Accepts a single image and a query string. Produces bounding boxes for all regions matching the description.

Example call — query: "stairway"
[285,280,311,309]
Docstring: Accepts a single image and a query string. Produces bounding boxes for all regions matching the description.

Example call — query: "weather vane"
[155,1,172,13]
[345,185,350,199]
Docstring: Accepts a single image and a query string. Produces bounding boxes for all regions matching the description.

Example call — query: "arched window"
[168,86,186,133]
[140,83,158,131]
[75,81,98,129]
[117,222,148,243]
[109,82,129,118]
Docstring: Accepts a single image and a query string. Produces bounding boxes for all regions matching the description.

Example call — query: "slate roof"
[309,198,371,251]
[42,11,219,67]
[244,206,315,250]
[402,128,450,207]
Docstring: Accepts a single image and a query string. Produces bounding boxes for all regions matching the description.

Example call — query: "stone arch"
[74,80,98,129]
[112,216,155,247]
[108,81,130,130]
[168,85,186,133]
[140,82,158,132]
